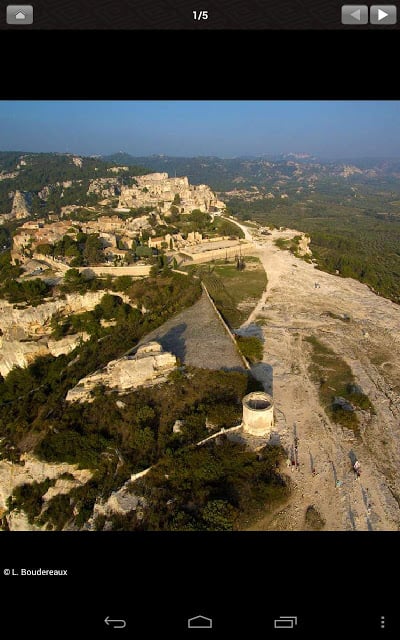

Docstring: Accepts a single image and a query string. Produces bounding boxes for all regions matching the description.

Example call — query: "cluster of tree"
[57,268,103,294]
[124,439,289,531]
[35,367,251,470]
[0,277,51,305]
[6,478,55,524]
[0,250,23,284]
[51,293,141,339]
[0,227,10,249]
[3,364,262,529]
[37,232,103,266]
[0,248,51,304]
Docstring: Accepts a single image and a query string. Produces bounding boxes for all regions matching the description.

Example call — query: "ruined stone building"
[118,172,225,215]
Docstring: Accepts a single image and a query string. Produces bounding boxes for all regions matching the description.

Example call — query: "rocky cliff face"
[11,190,31,219]
[0,291,107,377]
[0,333,90,376]
[87,177,121,198]
[66,341,176,403]
[0,338,50,376]
[0,291,105,340]
[0,454,92,531]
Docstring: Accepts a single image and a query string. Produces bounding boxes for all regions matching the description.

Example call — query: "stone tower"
[242,391,274,437]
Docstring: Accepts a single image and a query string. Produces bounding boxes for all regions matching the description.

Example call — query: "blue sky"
[0,101,399,158]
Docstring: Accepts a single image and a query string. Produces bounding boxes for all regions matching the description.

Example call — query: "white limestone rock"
[66,341,176,403]
[47,332,90,357]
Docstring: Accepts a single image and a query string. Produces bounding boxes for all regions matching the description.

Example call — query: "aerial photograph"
[0,100,399,532]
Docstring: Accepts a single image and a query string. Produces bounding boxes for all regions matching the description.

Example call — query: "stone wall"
[179,242,254,265]
[78,265,150,277]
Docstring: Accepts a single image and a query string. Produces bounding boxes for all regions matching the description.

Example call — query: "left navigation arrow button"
[341,5,368,24]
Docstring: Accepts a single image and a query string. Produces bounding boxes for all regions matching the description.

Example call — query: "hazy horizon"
[1,100,399,158]
[2,149,400,162]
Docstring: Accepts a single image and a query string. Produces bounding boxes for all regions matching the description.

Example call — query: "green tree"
[201,499,236,530]
[36,243,54,256]
[188,209,211,231]
[83,234,103,265]
[95,293,123,319]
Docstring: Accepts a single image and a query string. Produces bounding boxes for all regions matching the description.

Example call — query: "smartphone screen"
[0,3,398,637]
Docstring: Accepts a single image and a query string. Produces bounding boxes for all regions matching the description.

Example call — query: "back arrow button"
[104,616,127,629]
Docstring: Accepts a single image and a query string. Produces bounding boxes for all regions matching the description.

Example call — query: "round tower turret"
[242,391,274,437]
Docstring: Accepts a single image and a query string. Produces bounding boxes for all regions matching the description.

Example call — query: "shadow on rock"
[150,323,187,362]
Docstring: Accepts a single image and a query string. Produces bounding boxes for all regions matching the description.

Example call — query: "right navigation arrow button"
[370,5,397,24]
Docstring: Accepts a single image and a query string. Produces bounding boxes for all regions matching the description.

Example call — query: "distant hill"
[104,152,400,192]
[0,151,148,214]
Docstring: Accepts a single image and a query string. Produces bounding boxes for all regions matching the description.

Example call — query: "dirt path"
[232,222,400,531]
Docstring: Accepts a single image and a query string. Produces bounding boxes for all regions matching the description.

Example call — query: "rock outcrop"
[297,233,312,257]
[118,172,225,215]
[47,333,90,357]
[0,291,107,376]
[93,487,147,519]
[11,190,31,219]
[87,177,121,198]
[0,454,92,530]
[0,291,106,340]
[66,341,176,403]
[0,338,51,376]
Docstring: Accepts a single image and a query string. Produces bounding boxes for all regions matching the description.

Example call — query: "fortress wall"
[179,243,254,264]
[78,265,151,277]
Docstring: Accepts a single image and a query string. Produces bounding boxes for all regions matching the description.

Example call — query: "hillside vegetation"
[0,151,147,214]
[229,195,400,303]
[0,273,201,463]
[187,257,267,328]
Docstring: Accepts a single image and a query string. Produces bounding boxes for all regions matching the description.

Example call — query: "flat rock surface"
[230,221,400,531]
[137,291,245,371]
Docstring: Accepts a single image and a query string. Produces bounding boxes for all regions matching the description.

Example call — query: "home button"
[188,615,213,630]
[6,5,34,24]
